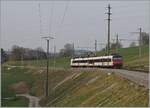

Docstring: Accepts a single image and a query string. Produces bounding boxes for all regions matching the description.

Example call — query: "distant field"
[5,57,71,69]
[5,45,149,72]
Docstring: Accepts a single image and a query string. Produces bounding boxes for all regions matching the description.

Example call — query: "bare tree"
[130,42,136,47]
[59,43,74,57]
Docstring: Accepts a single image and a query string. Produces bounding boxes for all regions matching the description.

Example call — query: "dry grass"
[33,69,148,107]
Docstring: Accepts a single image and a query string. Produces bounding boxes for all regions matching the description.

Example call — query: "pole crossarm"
[42,36,54,40]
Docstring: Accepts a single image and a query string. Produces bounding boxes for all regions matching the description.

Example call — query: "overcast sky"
[1,1,149,52]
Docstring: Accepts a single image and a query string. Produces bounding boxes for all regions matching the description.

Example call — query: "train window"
[72,60,77,63]
[107,59,111,62]
[94,59,100,62]
[81,60,87,63]
[73,60,87,63]
[88,60,94,63]
[99,59,102,62]
[113,56,122,61]
[113,55,122,59]
[101,59,105,62]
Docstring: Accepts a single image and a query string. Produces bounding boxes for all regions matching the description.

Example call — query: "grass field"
[5,57,71,68]
[1,65,38,107]
[1,65,148,107]
[97,45,149,72]
[2,45,149,106]
[2,97,29,107]
[32,68,148,107]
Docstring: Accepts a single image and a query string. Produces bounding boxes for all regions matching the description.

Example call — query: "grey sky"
[1,1,149,52]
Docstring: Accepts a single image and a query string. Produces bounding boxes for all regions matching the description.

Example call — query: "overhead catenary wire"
[55,0,70,37]
[38,3,43,37]
[49,0,55,36]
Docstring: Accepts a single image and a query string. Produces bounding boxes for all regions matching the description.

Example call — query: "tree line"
[1,43,74,62]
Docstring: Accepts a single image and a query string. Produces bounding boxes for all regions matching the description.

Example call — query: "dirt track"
[101,68,148,88]
[16,94,40,107]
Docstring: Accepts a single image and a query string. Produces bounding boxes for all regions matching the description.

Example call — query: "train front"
[112,55,123,68]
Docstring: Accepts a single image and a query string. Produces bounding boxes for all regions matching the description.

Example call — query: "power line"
[38,3,42,37]
[55,0,70,36]
[116,34,119,53]
[49,0,55,36]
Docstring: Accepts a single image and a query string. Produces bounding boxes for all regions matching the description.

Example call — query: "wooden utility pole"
[46,39,49,97]
[53,45,56,68]
[21,54,24,66]
[116,34,119,53]
[130,28,142,58]
[105,4,112,55]
[139,28,142,58]
[42,36,54,97]
[72,43,75,58]
[95,40,97,55]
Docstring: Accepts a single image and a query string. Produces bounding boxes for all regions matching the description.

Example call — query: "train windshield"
[113,55,122,61]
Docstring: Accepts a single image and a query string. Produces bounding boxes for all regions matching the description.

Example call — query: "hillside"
[2,64,148,107]
[97,45,149,72]
[31,68,148,107]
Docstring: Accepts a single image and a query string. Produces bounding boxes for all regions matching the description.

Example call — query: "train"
[70,54,123,68]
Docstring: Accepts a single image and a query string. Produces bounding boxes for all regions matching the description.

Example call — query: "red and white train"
[70,55,123,68]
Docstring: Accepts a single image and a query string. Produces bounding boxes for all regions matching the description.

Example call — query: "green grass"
[1,97,29,107]
[37,69,148,107]
[2,62,148,107]
[97,45,149,71]
[97,45,148,62]
[5,56,71,69]
[1,65,37,107]
[2,45,149,106]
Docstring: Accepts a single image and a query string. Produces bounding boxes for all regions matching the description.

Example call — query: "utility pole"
[21,54,24,66]
[42,36,54,97]
[105,4,112,55]
[45,39,49,97]
[72,43,75,58]
[21,49,24,66]
[95,40,97,55]
[139,28,142,58]
[36,50,39,65]
[131,28,142,58]
[53,45,56,68]
[116,34,119,53]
